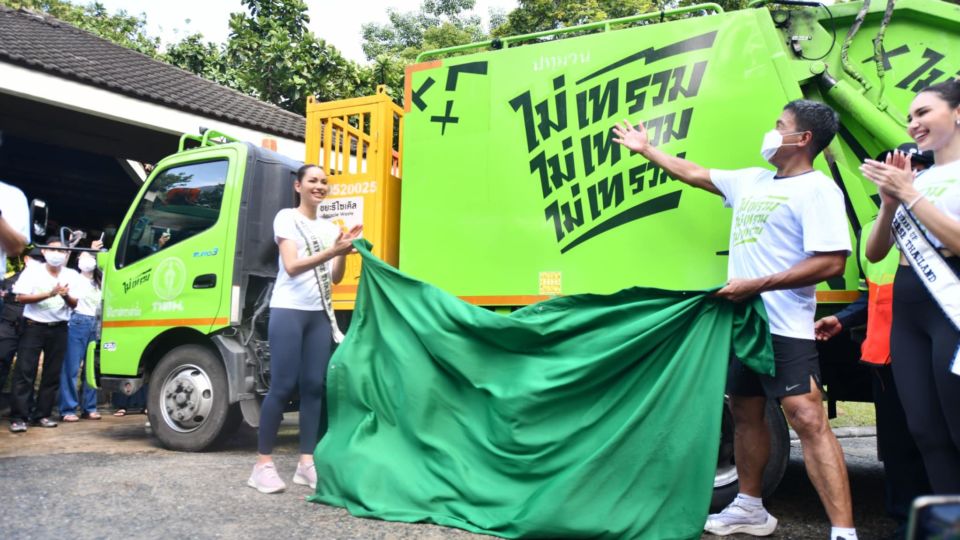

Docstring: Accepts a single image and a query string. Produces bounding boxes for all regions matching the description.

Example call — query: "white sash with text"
[892,209,960,376]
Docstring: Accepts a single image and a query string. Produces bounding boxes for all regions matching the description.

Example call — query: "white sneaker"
[247,462,286,494]
[704,499,778,536]
[293,461,317,489]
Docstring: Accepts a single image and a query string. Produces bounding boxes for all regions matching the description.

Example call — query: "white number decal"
[330,182,377,196]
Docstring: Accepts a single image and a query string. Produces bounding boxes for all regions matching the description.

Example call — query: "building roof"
[0,5,306,141]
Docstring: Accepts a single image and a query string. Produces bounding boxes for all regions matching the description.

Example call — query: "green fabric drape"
[309,240,774,539]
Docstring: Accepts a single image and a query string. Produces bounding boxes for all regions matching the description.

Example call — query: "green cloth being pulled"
[308,240,773,539]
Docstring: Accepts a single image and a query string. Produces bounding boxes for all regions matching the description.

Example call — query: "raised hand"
[860,150,917,207]
[331,225,363,256]
[611,119,651,155]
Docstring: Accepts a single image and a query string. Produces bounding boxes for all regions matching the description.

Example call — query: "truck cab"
[90,132,299,450]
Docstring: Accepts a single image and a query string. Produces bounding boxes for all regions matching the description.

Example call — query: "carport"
[0,5,306,240]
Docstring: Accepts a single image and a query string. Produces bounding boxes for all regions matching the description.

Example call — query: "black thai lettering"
[509,76,569,152]
[628,152,685,194]
[645,108,693,147]
[580,129,622,176]
[587,173,625,219]
[576,78,619,129]
[534,76,569,145]
[509,91,538,152]
[560,196,584,234]
[625,74,651,114]
[531,138,577,198]
[625,61,708,114]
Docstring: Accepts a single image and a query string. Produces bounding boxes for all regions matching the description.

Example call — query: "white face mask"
[760,130,805,162]
[45,252,67,267]
[78,256,97,273]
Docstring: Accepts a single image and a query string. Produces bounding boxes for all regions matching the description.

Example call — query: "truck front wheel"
[148,344,241,451]
[711,398,790,511]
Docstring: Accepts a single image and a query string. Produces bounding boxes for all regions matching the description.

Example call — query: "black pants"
[873,364,930,525]
[0,318,19,397]
[890,261,960,494]
[10,321,68,422]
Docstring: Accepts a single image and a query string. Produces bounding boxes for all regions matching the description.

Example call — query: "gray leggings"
[258,308,332,455]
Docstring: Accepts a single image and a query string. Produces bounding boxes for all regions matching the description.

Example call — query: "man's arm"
[716,251,847,302]
[0,213,28,258]
[612,119,721,195]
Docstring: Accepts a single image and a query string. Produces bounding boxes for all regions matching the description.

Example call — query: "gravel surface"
[0,414,895,539]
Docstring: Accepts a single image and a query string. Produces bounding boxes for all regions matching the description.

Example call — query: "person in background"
[9,238,78,432]
[0,179,29,408]
[59,241,104,422]
[815,144,933,539]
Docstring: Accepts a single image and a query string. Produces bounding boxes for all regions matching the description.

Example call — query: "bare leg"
[781,377,854,527]
[731,395,770,497]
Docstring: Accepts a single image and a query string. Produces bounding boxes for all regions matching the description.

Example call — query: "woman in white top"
[59,242,104,422]
[247,164,362,494]
[861,78,960,494]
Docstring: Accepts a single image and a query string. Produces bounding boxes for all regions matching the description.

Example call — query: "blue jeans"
[59,313,98,415]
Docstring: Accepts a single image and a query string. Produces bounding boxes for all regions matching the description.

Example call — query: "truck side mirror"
[30,198,47,239]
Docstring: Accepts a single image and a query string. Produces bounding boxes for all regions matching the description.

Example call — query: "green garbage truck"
[85,0,959,510]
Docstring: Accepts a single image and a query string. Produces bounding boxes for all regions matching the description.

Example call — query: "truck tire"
[711,398,790,512]
[148,344,240,451]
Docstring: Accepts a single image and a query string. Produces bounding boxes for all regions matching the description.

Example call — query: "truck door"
[100,156,234,376]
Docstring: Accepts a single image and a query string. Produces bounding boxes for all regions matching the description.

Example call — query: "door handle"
[192,274,217,289]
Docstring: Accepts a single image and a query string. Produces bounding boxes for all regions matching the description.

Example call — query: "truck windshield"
[119,159,228,267]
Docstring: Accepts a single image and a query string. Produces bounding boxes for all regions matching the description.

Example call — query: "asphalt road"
[0,414,896,539]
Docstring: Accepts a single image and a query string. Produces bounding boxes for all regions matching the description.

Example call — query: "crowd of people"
[0,199,141,432]
[1,75,957,539]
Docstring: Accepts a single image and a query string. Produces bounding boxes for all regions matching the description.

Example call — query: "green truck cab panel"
[96,144,245,377]
[399,1,960,303]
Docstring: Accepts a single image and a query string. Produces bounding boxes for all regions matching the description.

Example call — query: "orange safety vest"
[859,220,899,366]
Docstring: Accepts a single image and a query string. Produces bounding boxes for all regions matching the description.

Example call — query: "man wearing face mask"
[613,100,855,540]
[8,238,79,432]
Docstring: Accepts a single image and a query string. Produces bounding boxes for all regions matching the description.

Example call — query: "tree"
[361,0,486,63]
[493,0,657,36]
[162,34,238,89]
[223,0,364,112]
[1,0,161,56]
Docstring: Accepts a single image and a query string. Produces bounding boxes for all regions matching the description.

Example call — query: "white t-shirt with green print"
[710,168,851,340]
[896,159,960,249]
[13,263,79,323]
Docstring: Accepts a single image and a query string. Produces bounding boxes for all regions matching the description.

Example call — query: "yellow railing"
[305,86,404,309]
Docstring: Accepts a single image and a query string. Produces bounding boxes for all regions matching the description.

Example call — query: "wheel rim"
[159,363,215,433]
[715,400,739,488]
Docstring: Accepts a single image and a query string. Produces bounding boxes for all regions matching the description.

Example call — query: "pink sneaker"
[293,461,317,489]
[247,462,286,494]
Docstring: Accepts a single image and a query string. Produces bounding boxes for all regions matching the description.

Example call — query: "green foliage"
[361,0,486,63]
[1,0,160,56]
[493,0,658,36]
[162,34,237,88]
[222,0,363,112]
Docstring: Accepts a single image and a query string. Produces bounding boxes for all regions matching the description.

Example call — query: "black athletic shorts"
[727,334,823,399]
